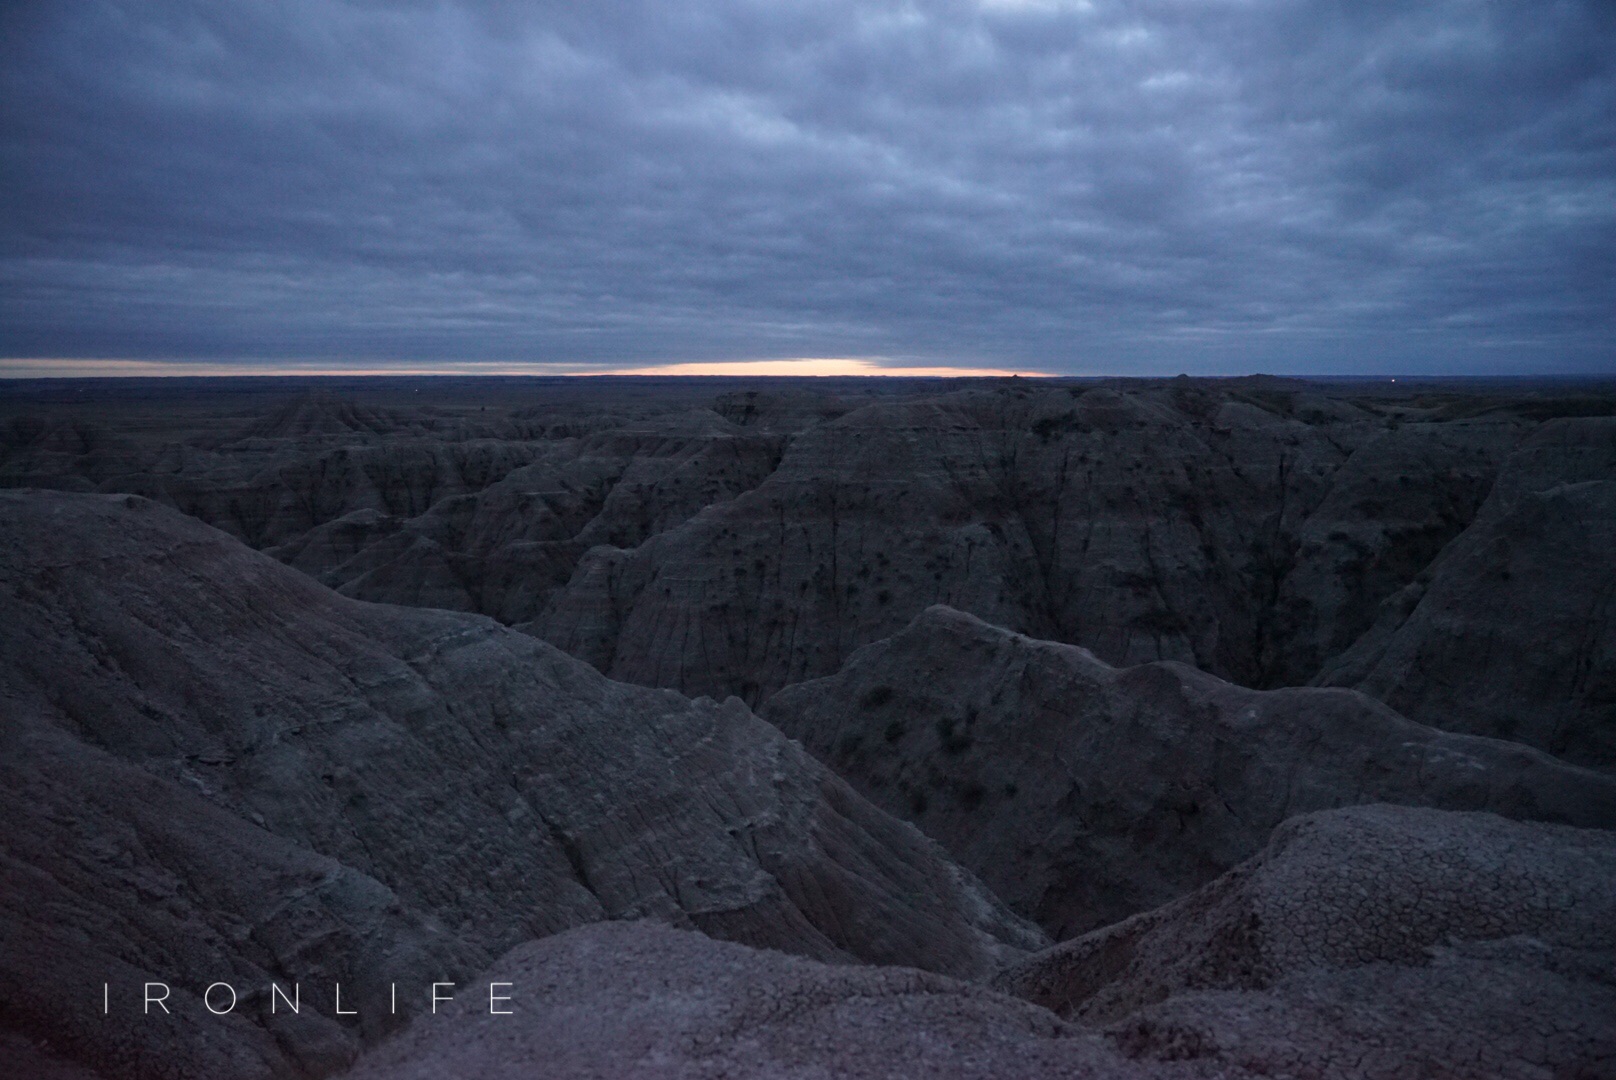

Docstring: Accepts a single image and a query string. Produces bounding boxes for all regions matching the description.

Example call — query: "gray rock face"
[763,605,1616,937]
[994,804,1616,1079]
[531,384,1539,705]
[3,377,1614,1079]
[0,1035,107,1080]
[343,806,1616,1080]
[10,380,1593,757]
[1266,416,1525,686]
[0,490,1042,1079]
[339,921,1158,1080]
[713,386,855,432]
[1317,417,1616,770]
[531,386,1351,702]
[271,417,789,624]
[0,390,792,628]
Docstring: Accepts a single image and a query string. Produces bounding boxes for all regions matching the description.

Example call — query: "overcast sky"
[2,0,1612,376]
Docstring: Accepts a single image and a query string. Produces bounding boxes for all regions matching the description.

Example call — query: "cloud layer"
[2,0,1612,374]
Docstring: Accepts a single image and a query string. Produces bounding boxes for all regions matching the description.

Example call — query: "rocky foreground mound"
[996,804,1616,1078]
[0,490,1040,1079]
[341,921,1148,1080]
[764,605,1616,937]
[340,805,1616,1080]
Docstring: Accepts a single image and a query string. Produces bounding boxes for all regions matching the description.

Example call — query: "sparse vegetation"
[935,717,973,755]
[861,684,894,708]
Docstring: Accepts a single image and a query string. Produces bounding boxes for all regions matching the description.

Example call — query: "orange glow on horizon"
[592,358,1041,377]
[0,357,1050,379]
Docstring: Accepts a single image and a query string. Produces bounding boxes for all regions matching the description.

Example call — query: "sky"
[1,0,1612,378]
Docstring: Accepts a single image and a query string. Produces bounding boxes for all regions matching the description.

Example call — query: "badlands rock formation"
[1316,416,1616,769]
[340,920,1153,1080]
[995,804,1616,1079]
[4,378,1603,746]
[2,375,1612,1079]
[531,381,1590,707]
[0,489,1040,1079]
[271,413,788,623]
[764,605,1616,936]
[344,805,1616,1080]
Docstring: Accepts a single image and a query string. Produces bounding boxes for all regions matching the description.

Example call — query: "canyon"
[2,374,1612,1078]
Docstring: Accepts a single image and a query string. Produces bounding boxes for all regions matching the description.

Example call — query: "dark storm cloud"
[2,0,1612,373]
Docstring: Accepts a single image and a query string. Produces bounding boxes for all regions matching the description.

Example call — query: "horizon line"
[3,359,1612,381]
[0,358,1046,379]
